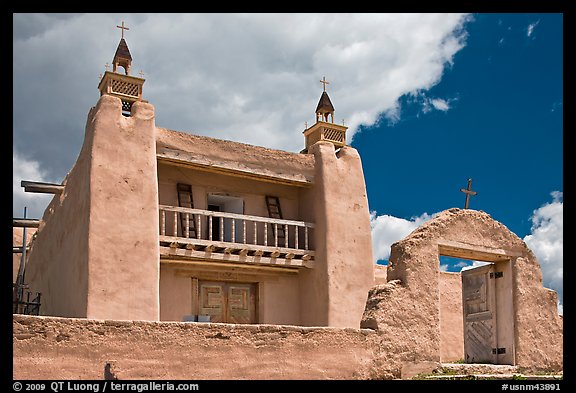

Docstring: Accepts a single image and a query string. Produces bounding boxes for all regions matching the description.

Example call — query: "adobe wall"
[156,127,316,185]
[299,142,375,328]
[374,265,464,362]
[439,271,464,362]
[361,208,563,371]
[13,315,384,380]
[24,96,160,321]
[24,103,97,317]
[159,265,301,325]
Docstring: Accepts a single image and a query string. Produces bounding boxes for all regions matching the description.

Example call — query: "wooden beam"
[159,235,315,258]
[13,218,40,228]
[437,240,521,262]
[21,180,64,194]
[159,246,312,268]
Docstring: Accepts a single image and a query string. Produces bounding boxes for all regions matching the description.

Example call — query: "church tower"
[97,21,145,116]
[302,77,348,153]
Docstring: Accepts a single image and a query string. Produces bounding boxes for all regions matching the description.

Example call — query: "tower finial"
[116,21,129,39]
[319,76,330,92]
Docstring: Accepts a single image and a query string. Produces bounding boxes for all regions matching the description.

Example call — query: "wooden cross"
[460,178,477,209]
[116,21,129,39]
[320,76,330,92]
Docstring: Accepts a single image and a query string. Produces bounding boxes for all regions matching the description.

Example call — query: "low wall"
[13,315,381,380]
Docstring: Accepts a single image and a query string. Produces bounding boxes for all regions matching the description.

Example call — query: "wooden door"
[198,281,257,324]
[461,263,498,364]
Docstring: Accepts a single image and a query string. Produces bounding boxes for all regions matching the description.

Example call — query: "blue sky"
[13,13,563,309]
[355,13,562,240]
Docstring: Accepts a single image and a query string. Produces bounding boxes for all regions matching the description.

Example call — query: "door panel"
[227,284,256,324]
[462,264,497,364]
[199,282,226,323]
[198,281,257,324]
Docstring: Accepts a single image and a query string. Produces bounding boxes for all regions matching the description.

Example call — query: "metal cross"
[138,70,145,78]
[460,178,477,209]
[105,62,109,71]
[117,21,129,39]
[320,76,330,92]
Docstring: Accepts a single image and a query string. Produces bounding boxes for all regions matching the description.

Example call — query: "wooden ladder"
[177,183,197,238]
[265,196,285,246]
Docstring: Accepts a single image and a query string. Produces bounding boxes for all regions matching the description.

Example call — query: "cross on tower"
[116,21,129,39]
[320,76,330,92]
[460,178,477,209]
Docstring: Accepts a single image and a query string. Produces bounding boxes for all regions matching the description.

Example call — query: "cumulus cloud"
[370,211,435,262]
[13,13,472,222]
[13,150,56,218]
[523,191,563,313]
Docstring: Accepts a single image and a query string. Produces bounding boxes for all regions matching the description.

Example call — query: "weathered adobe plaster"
[13,315,383,380]
[25,95,160,321]
[299,141,375,328]
[361,208,563,371]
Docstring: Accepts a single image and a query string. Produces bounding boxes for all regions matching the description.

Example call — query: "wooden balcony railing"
[158,205,315,267]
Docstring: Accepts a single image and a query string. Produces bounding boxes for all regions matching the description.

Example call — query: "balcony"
[158,205,315,269]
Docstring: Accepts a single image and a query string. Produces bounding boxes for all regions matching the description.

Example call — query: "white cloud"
[13,13,472,224]
[13,150,55,218]
[527,20,540,37]
[370,211,435,262]
[460,260,492,272]
[430,98,450,111]
[523,191,563,313]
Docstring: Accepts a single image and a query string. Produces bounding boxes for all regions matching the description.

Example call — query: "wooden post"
[274,224,278,247]
[173,211,178,237]
[220,217,224,242]
[185,213,189,238]
[209,214,213,241]
[295,226,299,250]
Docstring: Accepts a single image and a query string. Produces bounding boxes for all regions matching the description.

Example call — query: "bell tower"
[302,77,348,153]
[97,21,145,116]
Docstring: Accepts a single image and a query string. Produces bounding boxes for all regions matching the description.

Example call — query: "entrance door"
[198,281,257,324]
[462,263,497,364]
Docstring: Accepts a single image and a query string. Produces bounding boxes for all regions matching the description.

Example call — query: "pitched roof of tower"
[315,91,335,114]
[114,38,132,61]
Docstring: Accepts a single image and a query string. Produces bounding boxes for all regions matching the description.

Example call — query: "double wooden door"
[198,281,257,324]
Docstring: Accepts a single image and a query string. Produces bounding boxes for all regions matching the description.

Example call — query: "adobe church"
[15,25,562,375]
[21,28,374,328]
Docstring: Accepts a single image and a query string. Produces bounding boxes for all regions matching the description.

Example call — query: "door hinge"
[492,347,506,354]
[490,272,504,279]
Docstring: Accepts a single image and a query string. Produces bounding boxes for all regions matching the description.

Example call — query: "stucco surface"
[361,208,563,371]
[156,127,315,185]
[13,315,380,380]
[299,142,374,328]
